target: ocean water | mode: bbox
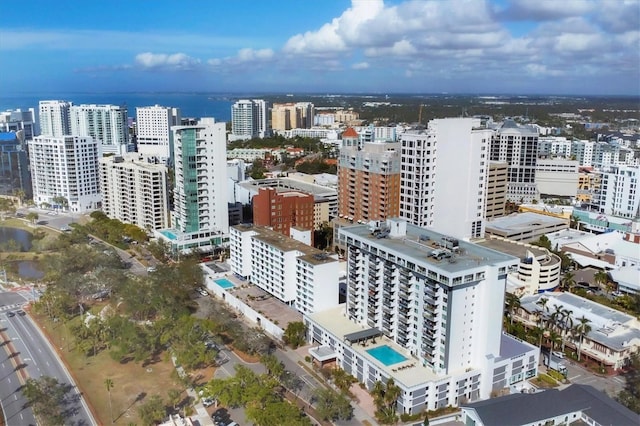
[0,93,234,122]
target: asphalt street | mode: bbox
[0,291,96,425]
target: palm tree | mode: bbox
[505,293,521,326]
[593,270,609,290]
[561,272,576,292]
[105,378,114,424]
[548,330,562,351]
[560,309,573,352]
[536,297,549,328]
[550,304,564,333]
[575,316,592,362]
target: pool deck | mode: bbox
[215,275,303,330]
[308,306,445,388]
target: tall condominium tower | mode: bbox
[29,135,101,212]
[338,127,401,223]
[0,109,39,141]
[99,154,170,231]
[305,219,538,413]
[400,118,492,239]
[271,102,314,131]
[230,99,268,140]
[596,165,640,219]
[136,105,181,160]
[172,118,229,236]
[39,100,72,137]
[490,120,539,203]
[485,161,509,219]
[70,104,129,155]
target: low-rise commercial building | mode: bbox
[462,384,638,426]
[515,292,640,370]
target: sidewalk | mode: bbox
[283,345,379,425]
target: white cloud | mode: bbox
[135,52,201,70]
[236,48,275,62]
[494,0,595,21]
[352,62,369,70]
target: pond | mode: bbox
[16,260,44,280]
[0,227,33,251]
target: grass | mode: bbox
[32,312,186,425]
[532,373,559,388]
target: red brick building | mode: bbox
[253,187,315,243]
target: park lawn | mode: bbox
[33,312,185,426]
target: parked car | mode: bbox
[202,397,215,407]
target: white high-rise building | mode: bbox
[136,105,181,160]
[596,165,640,219]
[305,218,538,413]
[490,120,539,203]
[39,100,72,137]
[161,118,229,253]
[70,104,129,155]
[400,118,492,239]
[29,136,101,212]
[229,224,340,315]
[99,154,170,231]
[571,140,595,167]
[230,99,268,140]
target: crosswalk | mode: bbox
[0,304,22,312]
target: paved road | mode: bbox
[0,291,96,425]
[0,326,36,426]
[562,360,626,396]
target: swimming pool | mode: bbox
[366,345,407,366]
[215,278,235,289]
[159,229,177,240]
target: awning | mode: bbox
[344,328,383,343]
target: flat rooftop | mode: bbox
[308,306,445,388]
[232,224,336,266]
[341,221,518,274]
[477,237,547,260]
[486,212,568,233]
[238,177,337,199]
[223,277,303,328]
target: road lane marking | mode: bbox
[568,375,581,380]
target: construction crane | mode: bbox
[418,104,424,125]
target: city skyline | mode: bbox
[2,0,638,96]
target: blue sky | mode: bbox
[1,0,638,95]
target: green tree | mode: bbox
[0,198,16,220]
[283,321,307,349]
[371,379,401,424]
[505,293,521,326]
[531,235,552,251]
[137,394,166,426]
[105,378,114,424]
[26,211,39,225]
[617,353,640,413]
[593,270,610,291]
[22,376,70,426]
[313,388,354,421]
[575,316,592,361]
[167,388,182,411]
[561,272,576,292]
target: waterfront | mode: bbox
[0,92,236,121]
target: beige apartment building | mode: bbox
[485,161,508,219]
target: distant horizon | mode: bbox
[2,91,639,99]
[2,1,638,96]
